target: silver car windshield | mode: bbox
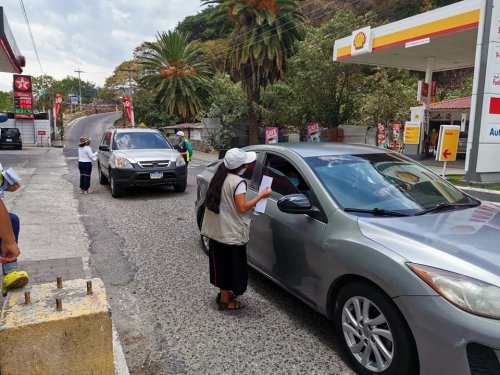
[307,153,473,215]
[113,132,172,150]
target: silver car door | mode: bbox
[247,153,327,305]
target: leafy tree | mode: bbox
[140,30,213,121]
[358,68,417,125]
[260,82,301,127]
[281,11,376,128]
[176,6,232,42]
[203,0,305,144]
[198,73,247,148]
[199,39,230,74]
[0,91,13,112]
[104,60,142,92]
[59,76,98,104]
[32,75,62,112]
[132,88,177,128]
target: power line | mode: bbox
[18,0,44,75]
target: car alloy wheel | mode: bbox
[335,282,418,375]
[342,296,394,372]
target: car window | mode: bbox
[102,132,111,148]
[1,129,20,137]
[306,153,472,215]
[112,132,172,150]
[262,154,309,197]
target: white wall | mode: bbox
[1,118,51,145]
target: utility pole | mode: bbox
[120,68,137,128]
[74,68,84,111]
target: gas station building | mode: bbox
[333,0,500,183]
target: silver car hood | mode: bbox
[113,149,179,163]
[357,202,500,287]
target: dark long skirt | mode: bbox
[78,162,92,191]
[208,239,248,296]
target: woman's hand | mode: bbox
[259,187,272,199]
[0,241,20,263]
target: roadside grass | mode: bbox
[446,175,500,191]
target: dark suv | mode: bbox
[0,128,22,150]
[97,128,187,198]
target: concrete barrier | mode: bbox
[0,278,114,375]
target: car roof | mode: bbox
[111,128,160,133]
[247,142,390,158]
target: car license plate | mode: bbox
[150,172,163,179]
[6,139,12,142]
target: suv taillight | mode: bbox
[18,135,22,141]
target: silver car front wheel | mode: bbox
[334,282,418,375]
[342,296,394,372]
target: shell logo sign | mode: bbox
[351,26,372,56]
[353,32,367,50]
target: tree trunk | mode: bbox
[246,87,260,145]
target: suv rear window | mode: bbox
[1,128,21,137]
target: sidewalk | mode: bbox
[1,147,128,374]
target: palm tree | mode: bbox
[203,0,304,144]
[140,30,212,121]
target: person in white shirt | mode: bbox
[78,136,98,194]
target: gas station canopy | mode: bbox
[333,0,480,72]
[0,7,25,74]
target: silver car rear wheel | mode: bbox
[342,296,394,372]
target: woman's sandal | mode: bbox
[215,291,237,304]
[218,300,245,311]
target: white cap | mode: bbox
[224,148,257,170]
[176,131,184,137]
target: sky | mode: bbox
[0,0,206,91]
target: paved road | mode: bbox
[64,114,354,374]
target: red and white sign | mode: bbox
[37,130,46,136]
[54,93,63,119]
[122,96,132,124]
[14,76,31,91]
[13,74,34,119]
[489,97,500,114]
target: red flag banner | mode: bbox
[122,96,132,124]
[54,93,63,119]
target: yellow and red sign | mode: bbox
[436,125,461,162]
[404,122,421,145]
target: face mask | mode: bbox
[239,167,247,176]
[290,177,299,187]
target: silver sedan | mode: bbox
[195,143,500,375]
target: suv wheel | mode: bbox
[334,282,418,375]
[110,172,124,198]
[174,181,187,193]
[98,163,108,185]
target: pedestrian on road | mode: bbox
[0,164,29,296]
[201,148,272,310]
[175,131,192,168]
[78,136,98,194]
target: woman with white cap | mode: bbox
[78,135,98,194]
[201,148,272,310]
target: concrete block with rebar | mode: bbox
[0,278,114,374]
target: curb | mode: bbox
[459,186,500,196]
